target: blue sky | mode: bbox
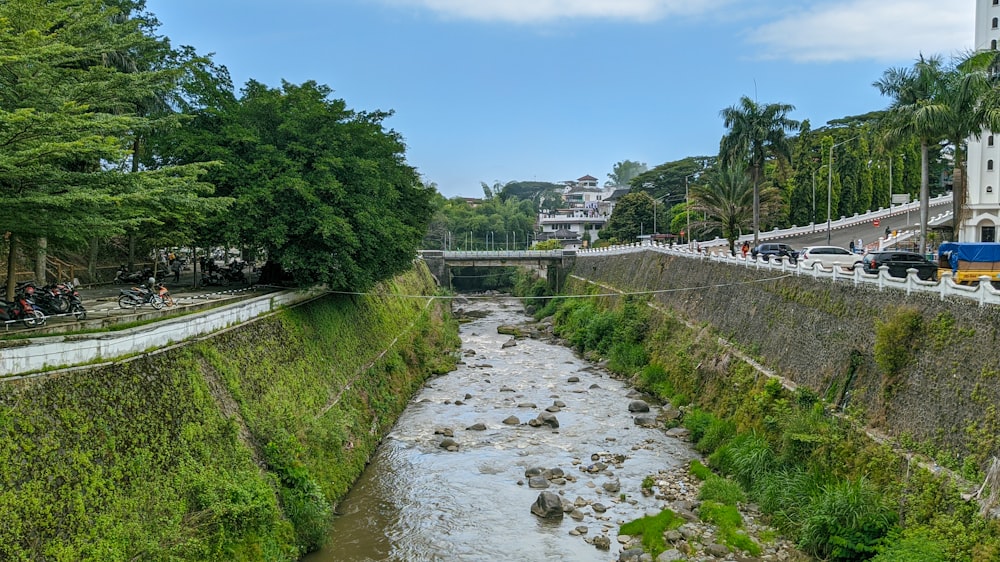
[145,0,976,198]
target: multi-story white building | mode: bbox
[964,0,1000,242]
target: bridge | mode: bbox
[418,250,575,289]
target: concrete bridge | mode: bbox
[418,250,575,289]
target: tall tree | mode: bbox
[606,160,648,186]
[172,79,432,290]
[599,192,654,243]
[874,55,948,253]
[0,0,214,297]
[690,166,779,254]
[719,96,800,247]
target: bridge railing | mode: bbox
[576,239,1000,307]
[438,250,566,259]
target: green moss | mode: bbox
[619,509,684,556]
[0,265,458,561]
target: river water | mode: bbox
[304,297,697,562]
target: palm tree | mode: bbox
[874,55,948,252]
[690,167,780,254]
[719,96,800,248]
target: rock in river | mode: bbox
[530,491,564,519]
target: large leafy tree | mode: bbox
[719,96,800,247]
[0,0,215,296]
[599,192,654,243]
[174,79,432,290]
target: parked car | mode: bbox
[751,243,798,262]
[861,251,937,280]
[798,246,863,270]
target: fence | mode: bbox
[577,240,1000,308]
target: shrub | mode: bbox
[682,408,716,444]
[698,475,746,506]
[710,432,774,489]
[799,477,897,561]
[871,533,949,562]
[874,307,923,381]
[689,459,712,481]
[697,417,737,455]
[752,468,825,535]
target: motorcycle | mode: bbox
[20,281,70,316]
[54,281,87,320]
[119,284,164,310]
[0,284,46,327]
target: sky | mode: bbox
[144,0,977,198]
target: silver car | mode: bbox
[798,246,863,270]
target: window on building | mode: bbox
[990,135,996,146]
[983,226,997,243]
[993,39,999,50]
[990,160,995,171]
[994,17,999,28]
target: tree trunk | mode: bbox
[952,142,966,242]
[5,235,16,301]
[127,232,136,272]
[752,164,760,247]
[919,140,930,255]
[87,236,99,281]
[35,237,47,285]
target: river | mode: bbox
[304,297,698,561]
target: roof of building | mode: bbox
[578,175,598,182]
[605,188,630,201]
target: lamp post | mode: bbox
[684,172,699,248]
[827,137,859,244]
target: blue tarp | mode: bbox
[937,242,1000,272]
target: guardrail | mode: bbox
[577,239,1000,308]
[695,193,952,248]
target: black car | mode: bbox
[861,251,937,281]
[751,242,798,262]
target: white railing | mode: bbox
[576,238,1000,307]
[694,194,952,248]
[441,250,565,259]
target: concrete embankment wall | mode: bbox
[0,264,458,560]
[574,250,1000,461]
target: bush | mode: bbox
[698,474,746,506]
[700,500,761,556]
[874,307,923,381]
[799,477,897,561]
[710,432,774,488]
[871,533,949,562]
[752,468,824,535]
[689,460,713,481]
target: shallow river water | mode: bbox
[304,298,697,561]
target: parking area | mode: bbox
[2,282,281,336]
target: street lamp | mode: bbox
[827,137,859,244]
[684,172,699,248]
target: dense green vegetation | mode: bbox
[541,277,1000,561]
[0,0,431,293]
[0,266,458,560]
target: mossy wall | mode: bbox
[0,264,459,561]
[574,252,1000,464]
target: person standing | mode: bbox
[171,259,181,283]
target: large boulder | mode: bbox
[537,411,560,428]
[628,400,650,413]
[530,491,564,518]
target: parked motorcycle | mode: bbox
[56,281,87,320]
[118,284,165,310]
[114,266,164,285]
[0,283,45,327]
[20,281,70,316]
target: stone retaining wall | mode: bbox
[575,251,1000,460]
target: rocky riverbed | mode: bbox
[306,296,809,562]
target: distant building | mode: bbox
[536,178,622,246]
[964,0,1000,242]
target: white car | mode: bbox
[797,246,863,270]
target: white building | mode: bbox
[964,0,1000,242]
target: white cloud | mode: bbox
[747,0,975,63]
[379,0,723,24]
